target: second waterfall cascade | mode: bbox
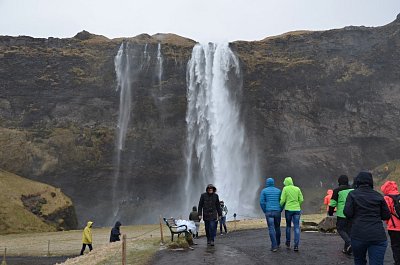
[185,43,260,218]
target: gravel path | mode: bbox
[151,228,394,265]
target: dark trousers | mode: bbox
[388,230,400,265]
[265,210,281,249]
[80,243,93,255]
[351,239,387,265]
[336,217,352,250]
[204,220,217,242]
[219,216,227,233]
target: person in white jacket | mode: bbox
[219,201,228,235]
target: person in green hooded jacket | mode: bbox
[280,176,304,252]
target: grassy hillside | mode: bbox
[0,169,77,234]
[373,159,400,187]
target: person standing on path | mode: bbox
[198,184,222,246]
[280,176,303,252]
[344,172,391,265]
[219,201,228,235]
[260,177,282,252]
[324,189,333,214]
[109,221,121,243]
[80,221,94,255]
[381,180,400,265]
[328,175,353,255]
[189,206,201,238]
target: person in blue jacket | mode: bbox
[260,177,282,251]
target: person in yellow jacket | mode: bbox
[80,221,94,255]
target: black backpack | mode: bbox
[386,194,400,228]
[387,194,400,219]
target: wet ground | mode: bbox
[151,229,394,265]
[3,256,72,265]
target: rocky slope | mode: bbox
[1,15,400,225]
[0,169,77,234]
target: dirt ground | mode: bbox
[151,228,395,265]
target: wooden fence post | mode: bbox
[159,215,164,244]
[47,240,50,256]
[122,234,126,265]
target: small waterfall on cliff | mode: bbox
[115,43,132,151]
[111,42,155,223]
[156,43,163,89]
[112,42,133,220]
[185,43,259,218]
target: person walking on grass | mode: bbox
[109,221,121,243]
[80,221,94,255]
[189,206,201,238]
[198,184,222,246]
[344,172,390,265]
[381,180,400,265]
[260,177,282,252]
[219,201,228,235]
[280,176,303,252]
[329,175,353,255]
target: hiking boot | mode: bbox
[285,242,290,249]
[271,248,278,252]
[207,240,211,245]
[294,246,299,252]
[210,241,215,246]
[220,233,223,236]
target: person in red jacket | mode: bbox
[324,189,333,214]
[381,180,400,265]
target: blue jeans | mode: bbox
[265,211,281,249]
[351,239,387,265]
[204,220,217,242]
[285,210,301,247]
[219,216,227,233]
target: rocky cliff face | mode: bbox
[1,16,400,225]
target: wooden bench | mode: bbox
[163,217,191,242]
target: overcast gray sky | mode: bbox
[0,0,399,42]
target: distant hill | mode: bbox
[0,169,77,234]
[373,160,400,188]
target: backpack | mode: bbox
[387,194,400,219]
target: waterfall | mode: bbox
[111,42,133,220]
[115,43,132,152]
[156,43,163,89]
[108,42,162,224]
[185,43,259,218]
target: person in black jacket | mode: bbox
[344,172,391,265]
[110,221,121,242]
[328,175,353,255]
[198,184,222,246]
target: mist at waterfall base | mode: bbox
[184,43,261,220]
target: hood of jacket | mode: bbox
[205,184,216,192]
[266,178,275,187]
[86,221,93,228]
[192,206,197,211]
[327,189,333,195]
[114,221,121,228]
[283,177,294,186]
[381,181,399,195]
[338,175,349,186]
[354,171,373,188]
